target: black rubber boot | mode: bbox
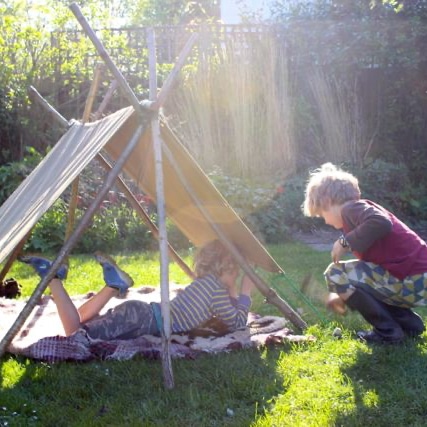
[383,305,425,337]
[345,289,405,344]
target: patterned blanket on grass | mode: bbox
[1,286,315,363]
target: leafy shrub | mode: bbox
[25,197,191,254]
[248,173,325,243]
[207,168,285,242]
[208,167,324,243]
[166,217,191,251]
[28,199,68,252]
[119,209,155,252]
[207,167,274,218]
[0,147,42,205]
[354,159,427,225]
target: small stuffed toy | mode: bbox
[0,278,22,299]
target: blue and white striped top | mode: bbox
[165,274,251,333]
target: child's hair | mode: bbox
[193,240,238,278]
[302,163,361,217]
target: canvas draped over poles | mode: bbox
[0,106,281,273]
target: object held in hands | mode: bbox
[326,293,347,315]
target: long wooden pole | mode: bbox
[29,86,69,127]
[96,154,195,280]
[69,2,198,388]
[0,124,146,357]
[0,231,31,283]
[65,63,104,243]
[148,33,198,111]
[148,28,174,390]
[70,3,141,112]
[92,80,118,121]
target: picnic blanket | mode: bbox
[1,286,315,363]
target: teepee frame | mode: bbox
[0,3,306,388]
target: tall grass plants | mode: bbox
[168,33,296,181]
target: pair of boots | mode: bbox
[345,288,425,344]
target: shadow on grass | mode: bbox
[0,344,290,426]
[335,336,427,426]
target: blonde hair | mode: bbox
[302,163,361,217]
[193,240,238,278]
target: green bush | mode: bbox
[208,167,326,243]
[207,167,274,218]
[354,159,427,225]
[28,199,68,252]
[0,147,42,205]
[253,161,427,242]
[248,173,325,243]
[165,217,191,251]
[25,199,191,254]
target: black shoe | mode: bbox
[346,289,405,343]
[383,305,425,337]
[356,330,404,344]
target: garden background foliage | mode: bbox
[0,0,426,252]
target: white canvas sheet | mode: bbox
[0,107,134,264]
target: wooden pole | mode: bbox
[29,86,69,127]
[0,231,31,283]
[96,154,195,280]
[70,3,141,112]
[70,2,197,116]
[0,124,146,357]
[149,32,198,111]
[69,2,198,389]
[148,28,174,390]
[92,80,119,121]
[65,63,104,243]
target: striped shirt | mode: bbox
[162,274,251,333]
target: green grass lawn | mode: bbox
[1,243,427,426]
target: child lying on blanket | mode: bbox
[18,240,255,340]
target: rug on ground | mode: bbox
[1,286,315,363]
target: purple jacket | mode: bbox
[342,200,427,280]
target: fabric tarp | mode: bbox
[0,107,134,265]
[0,106,281,272]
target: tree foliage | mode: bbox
[0,0,219,165]
[1,0,427,174]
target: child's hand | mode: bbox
[331,239,349,263]
[326,292,347,315]
[240,274,255,296]
[227,282,238,298]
